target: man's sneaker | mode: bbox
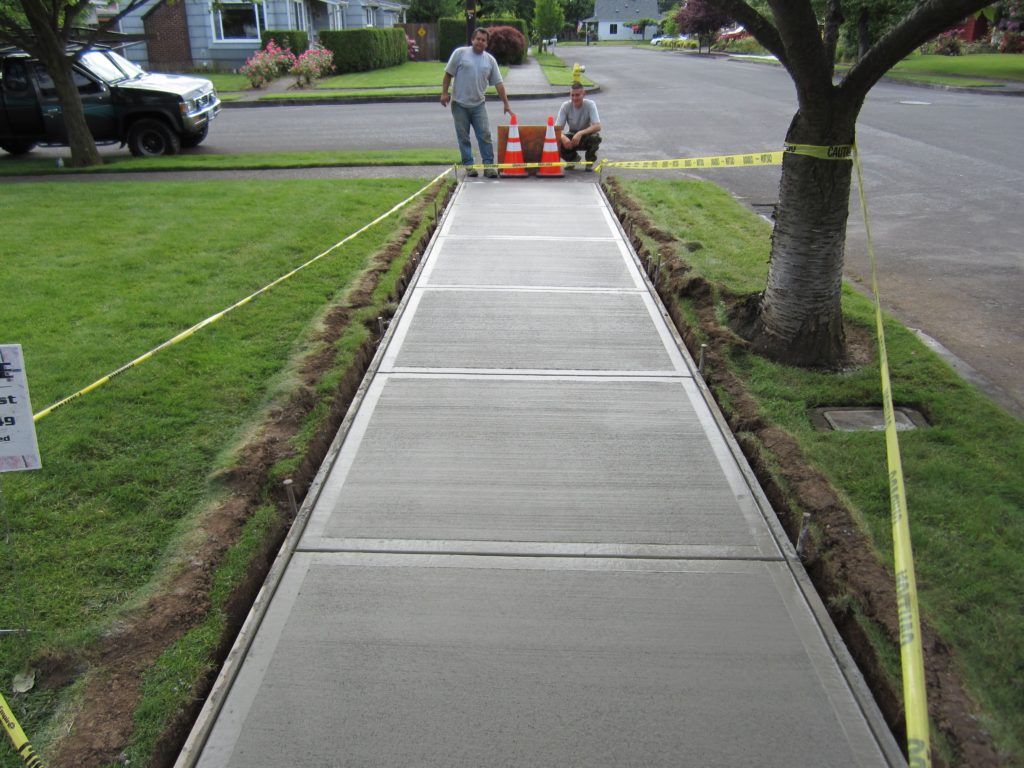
[466,168,479,177]
[484,168,499,179]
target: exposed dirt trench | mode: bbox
[603,176,1003,768]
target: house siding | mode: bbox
[593,0,659,40]
[119,0,406,70]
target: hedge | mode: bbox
[319,28,406,74]
[261,29,309,54]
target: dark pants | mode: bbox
[559,131,602,163]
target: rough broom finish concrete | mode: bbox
[180,179,906,768]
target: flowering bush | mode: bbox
[921,31,962,55]
[1000,30,1024,52]
[240,39,297,88]
[407,36,420,61]
[290,45,335,87]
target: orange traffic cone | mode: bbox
[501,114,527,177]
[538,115,563,177]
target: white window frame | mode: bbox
[364,4,376,27]
[212,2,267,41]
[321,0,348,29]
[287,0,309,31]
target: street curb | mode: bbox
[220,86,599,109]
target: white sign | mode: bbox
[0,345,41,472]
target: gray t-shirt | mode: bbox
[445,46,503,106]
[556,99,600,133]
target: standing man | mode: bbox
[440,28,513,179]
[556,82,601,170]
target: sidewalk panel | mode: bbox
[385,289,685,374]
[421,238,638,289]
[195,552,894,768]
[298,375,779,558]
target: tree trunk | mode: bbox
[21,2,104,167]
[741,104,858,367]
[49,60,104,167]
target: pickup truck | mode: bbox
[0,45,221,157]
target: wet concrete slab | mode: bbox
[195,553,895,768]
[298,375,779,559]
[180,181,903,768]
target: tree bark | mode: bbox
[743,104,858,367]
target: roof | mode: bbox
[592,0,659,22]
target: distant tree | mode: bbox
[408,0,462,22]
[837,0,918,60]
[563,0,595,28]
[675,0,734,51]
[0,0,152,167]
[534,0,566,43]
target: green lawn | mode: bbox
[317,61,507,89]
[893,52,1024,82]
[0,149,458,176]
[619,178,1024,763]
[0,177,439,767]
[535,51,595,86]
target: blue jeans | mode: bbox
[451,101,494,166]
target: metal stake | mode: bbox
[1,480,30,641]
[796,512,812,559]
[283,479,298,517]
[698,343,708,374]
[377,316,386,338]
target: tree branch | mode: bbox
[841,0,991,100]
[822,0,844,76]
[766,0,833,105]
[707,0,787,67]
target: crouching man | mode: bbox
[556,82,601,170]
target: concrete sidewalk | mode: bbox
[177,178,905,768]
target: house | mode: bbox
[584,0,659,42]
[116,0,407,71]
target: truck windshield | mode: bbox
[79,50,145,83]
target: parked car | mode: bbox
[0,44,220,157]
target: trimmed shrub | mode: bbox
[290,45,336,86]
[320,28,407,73]
[438,18,528,62]
[261,29,309,54]
[487,25,527,65]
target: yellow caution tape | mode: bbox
[595,151,784,171]
[462,145,855,175]
[853,149,931,767]
[33,168,454,423]
[0,692,45,767]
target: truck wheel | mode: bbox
[0,140,37,156]
[127,119,181,157]
[180,124,209,149]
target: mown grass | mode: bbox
[619,177,1024,762]
[197,72,252,92]
[0,149,457,176]
[535,51,595,86]
[0,176,438,767]
[893,52,1024,82]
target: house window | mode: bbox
[214,3,265,40]
[330,5,347,28]
[289,0,308,30]
[609,23,617,34]
[364,5,376,26]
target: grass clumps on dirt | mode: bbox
[606,176,1023,767]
